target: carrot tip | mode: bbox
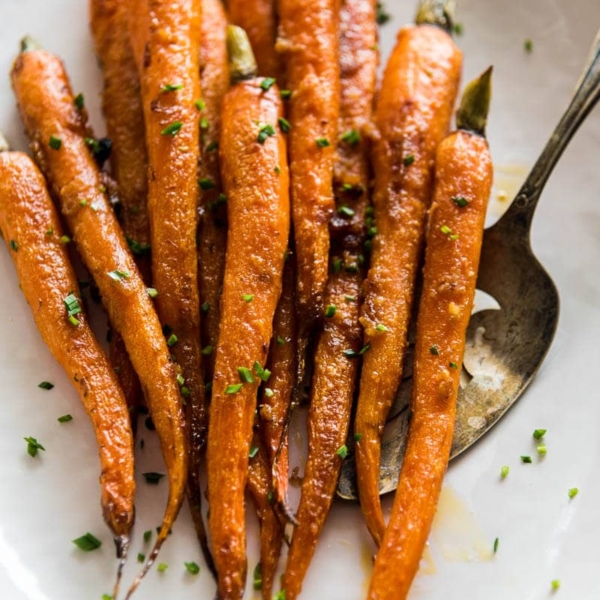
[456,66,493,136]
[415,0,456,33]
[20,36,41,53]
[226,25,258,84]
[0,133,9,153]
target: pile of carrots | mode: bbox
[0,0,494,598]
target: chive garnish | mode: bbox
[278,117,291,133]
[533,429,546,440]
[338,205,355,217]
[58,414,73,423]
[403,154,415,166]
[72,532,102,551]
[160,83,183,93]
[340,129,360,146]
[493,537,499,553]
[249,445,259,459]
[38,381,54,390]
[260,77,276,91]
[74,93,85,110]
[521,455,532,463]
[167,333,178,347]
[568,487,579,499]
[184,561,200,575]
[147,287,158,299]
[107,269,130,281]
[157,563,168,573]
[49,135,62,150]
[143,472,165,484]
[325,305,337,318]
[354,433,363,442]
[199,178,215,190]
[336,445,349,459]
[253,362,271,382]
[194,99,206,111]
[9,240,18,251]
[429,345,440,355]
[257,123,276,144]
[225,383,243,395]
[316,137,330,148]
[161,121,183,136]
[24,436,45,457]
[452,196,469,208]
[238,367,255,384]
[242,294,254,303]
[253,562,263,590]
[500,465,509,479]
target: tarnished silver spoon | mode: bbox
[338,28,600,499]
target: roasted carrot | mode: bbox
[247,434,285,600]
[90,0,151,416]
[207,26,290,600]
[197,0,229,380]
[277,0,341,379]
[10,43,187,594]
[354,0,462,545]
[127,2,207,587]
[280,1,377,597]
[229,0,281,78]
[258,257,297,510]
[0,144,135,596]
[367,68,493,600]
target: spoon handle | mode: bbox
[500,28,600,230]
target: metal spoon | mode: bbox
[338,28,600,500]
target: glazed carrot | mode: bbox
[90,0,151,415]
[247,435,285,600]
[207,26,290,600]
[354,0,462,546]
[229,0,281,78]
[258,257,296,509]
[277,0,340,369]
[367,68,493,600]
[0,145,135,596]
[197,0,229,380]
[10,43,187,594]
[127,2,207,588]
[280,1,377,597]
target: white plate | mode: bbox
[1,1,600,599]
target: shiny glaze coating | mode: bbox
[208,78,289,600]
[354,23,462,545]
[10,49,187,583]
[0,151,135,546]
[229,0,281,79]
[198,0,229,380]
[281,1,377,598]
[368,129,493,600]
[90,0,151,414]
[277,0,340,326]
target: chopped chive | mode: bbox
[332,258,343,274]
[449,361,459,369]
[206,140,219,152]
[344,295,356,302]
[107,269,130,281]
[58,414,73,423]
[249,445,259,459]
[176,373,185,387]
[280,89,292,99]
[274,165,281,174]
[260,77,276,91]
[201,301,210,314]
[376,2,391,25]
[72,532,102,551]
[568,487,579,499]
[64,293,82,318]
[99,184,107,193]
[194,99,206,111]
[143,472,164,484]
[278,117,291,133]
[325,305,337,318]
[180,386,191,398]
[201,345,213,356]
[184,561,200,575]
[336,445,349,459]
[102,595,112,600]
[257,123,276,144]
[137,553,145,563]
[74,93,85,110]
[167,333,178,347]
[376,324,388,332]
[200,117,209,130]
[359,343,371,355]
[453,22,464,36]
[157,563,168,573]
[264,388,274,398]
[253,362,271,382]
[225,383,243,395]
[524,39,533,53]
[68,315,80,327]
[521,455,532,464]
[59,235,71,244]
[533,428,546,440]
[500,465,510,479]
[551,579,560,591]
[49,135,62,150]
[452,196,469,208]
[493,537,499,553]
[46,228,54,236]
[143,530,152,544]
[199,178,215,190]
[79,199,88,207]
[354,433,363,442]
[161,121,183,136]
[403,154,415,166]
[316,137,330,148]
[537,444,547,456]
[160,83,183,93]
[367,226,377,237]
[338,205,355,217]
[253,562,263,590]
[340,129,360,146]
[24,436,45,457]
[38,381,54,390]
[242,294,254,303]
[429,345,440,355]
[9,239,18,251]
[238,367,255,384]
[147,287,159,299]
